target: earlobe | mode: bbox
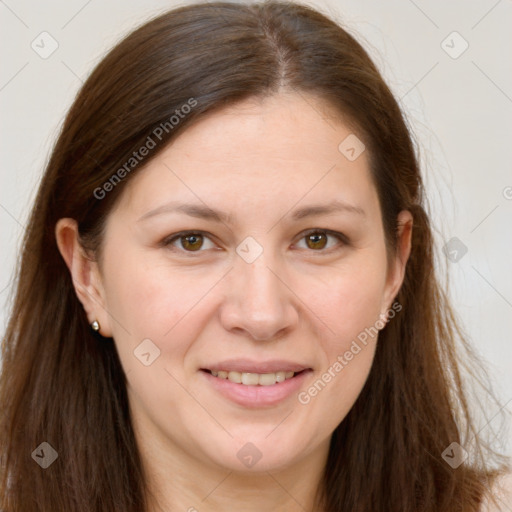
[55,218,113,337]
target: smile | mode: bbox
[200,369,312,408]
[207,369,299,386]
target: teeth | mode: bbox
[210,370,297,385]
[242,373,260,385]
[228,371,242,383]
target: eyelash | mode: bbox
[161,229,349,255]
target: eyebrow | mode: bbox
[137,199,366,224]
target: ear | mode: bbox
[380,209,413,317]
[55,218,113,337]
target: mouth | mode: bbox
[200,367,313,408]
[200,368,308,386]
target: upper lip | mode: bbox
[201,359,312,374]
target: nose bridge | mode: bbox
[241,245,279,301]
[238,239,283,311]
[221,236,298,340]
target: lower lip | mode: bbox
[200,369,312,408]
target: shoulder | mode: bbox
[480,472,512,512]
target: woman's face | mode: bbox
[70,93,411,473]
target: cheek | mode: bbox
[101,248,224,376]
[296,255,386,418]
[310,258,387,353]
[103,258,215,413]
[298,271,383,429]
[103,244,217,333]
[305,344,376,433]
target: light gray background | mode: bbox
[1,0,511,456]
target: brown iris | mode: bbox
[181,234,204,251]
[178,232,329,252]
[305,232,328,250]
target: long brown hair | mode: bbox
[1,1,509,510]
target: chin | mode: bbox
[197,431,307,474]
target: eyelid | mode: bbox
[161,228,349,254]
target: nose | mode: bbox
[219,247,299,341]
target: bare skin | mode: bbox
[56,92,412,512]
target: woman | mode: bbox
[1,1,510,510]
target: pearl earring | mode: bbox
[91,320,100,332]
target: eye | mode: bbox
[162,231,217,253]
[161,229,348,255]
[294,229,348,252]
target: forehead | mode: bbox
[115,93,380,223]
[162,93,362,168]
